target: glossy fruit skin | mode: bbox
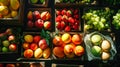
[74,45,84,56]
[24,49,33,58]
[9,44,17,51]
[44,21,51,30]
[43,47,51,59]
[53,36,63,46]
[41,11,51,21]
[34,48,43,59]
[33,11,41,20]
[23,42,29,49]
[30,43,38,51]
[2,47,8,52]
[35,19,44,28]
[72,34,82,45]
[24,35,33,43]
[39,39,48,50]
[65,26,71,32]
[8,35,15,41]
[53,47,65,58]
[33,35,41,43]
[61,33,71,44]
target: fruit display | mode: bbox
[0,0,20,19]
[28,0,48,7]
[84,32,117,61]
[0,28,21,53]
[82,7,114,31]
[22,30,51,59]
[55,8,81,32]
[52,33,84,59]
[55,0,97,5]
[26,8,52,31]
[101,0,120,5]
[112,9,120,30]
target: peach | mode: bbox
[53,47,65,58]
[24,49,33,58]
[53,36,63,46]
[61,33,71,44]
[74,45,84,56]
[72,34,82,45]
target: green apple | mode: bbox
[91,46,102,57]
[2,40,10,47]
[30,0,38,4]
[40,0,45,4]
[2,47,8,52]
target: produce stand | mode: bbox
[0,0,120,67]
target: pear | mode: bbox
[10,0,20,10]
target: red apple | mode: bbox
[66,10,72,17]
[61,9,66,15]
[9,44,17,51]
[6,64,15,67]
[33,11,41,20]
[30,43,38,51]
[60,21,65,30]
[62,15,68,22]
[35,19,44,28]
[44,21,51,30]
[56,21,61,30]
[56,10,61,15]
[65,26,71,32]
[68,17,75,24]
[27,20,34,28]
[39,39,48,50]
[8,35,15,41]
[23,42,30,49]
[41,11,51,21]
[33,35,41,43]
[56,15,62,22]
[24,49,33,58]
[27,11,33,20]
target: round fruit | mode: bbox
[8,35,15,41]
[22,42,29,49]
[39,39,48,50]
[2,47,8,52]
[9,44,17,51]
[61,33,71,44]
[6,64,15,67]
[34,48,43,59]
[101,40,111,52]
[24,49,33,58]
[33,35,41,43]
[30,43,38,51]
[91,46,102,57]
[43,47,51,59]
[64,44,75,56]
[91,34,102,45]
[66,52,75,58]
[2,40,10,47]
[101,52,110,60]
[74,45,84,56]
[53,47,65,58]
[72,34,82,45]
[53,36,63,46]
[11,10,18,18]
[24,35,33,43]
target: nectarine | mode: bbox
[53,47,65,58]
[72,34,82,45]
[24,49,33,58]
[61,33,71,44]
[53,36,63,46]
[74,45,84,56]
